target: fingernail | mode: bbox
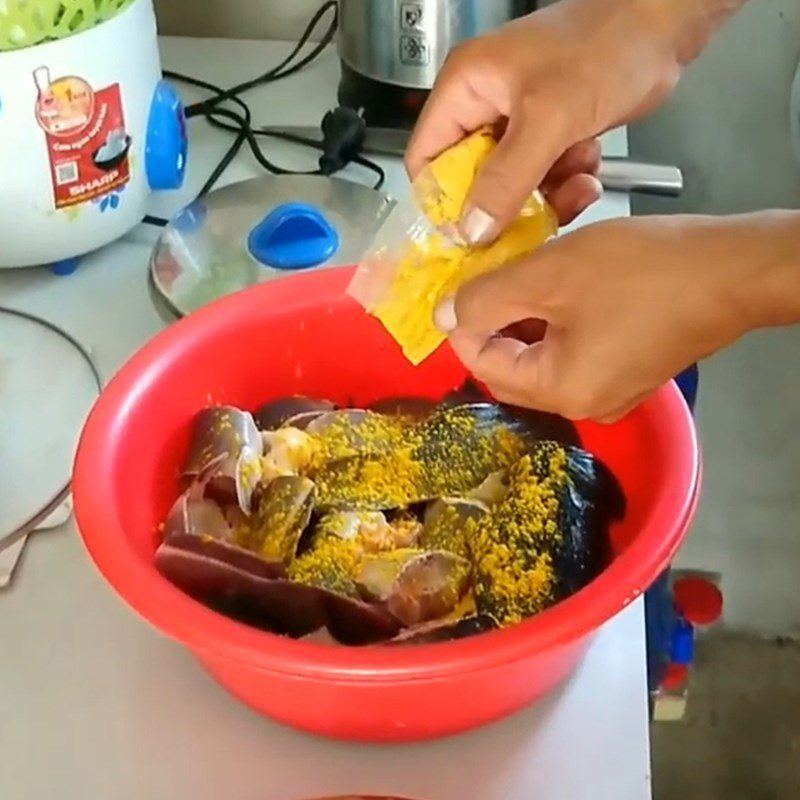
[460,206,498,246]
[434,296,458,333]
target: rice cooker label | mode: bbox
[33,66,131,210]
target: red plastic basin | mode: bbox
[73,266,700,742]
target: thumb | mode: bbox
[460,103,568,245]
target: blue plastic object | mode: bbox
[146,80,188,192]
[644,365,700,702]
[670,618,695,665]
[51,256,81,276]
[675,364,699,410]
[645,570,676,693]
[247,202,339,270]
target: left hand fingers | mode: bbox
[541,139,603,224]
[542,139,601,188]
[546,172,603,225]
[447,329,561,415]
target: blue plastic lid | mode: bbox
[670,618,695,665]
[247,202,340,271]
[146,80,188,192]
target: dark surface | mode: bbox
[653,631,800,799]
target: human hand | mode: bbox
[406,0,739,242]
[434,214,789,422]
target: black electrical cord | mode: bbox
[183,0,339,115]
[143,1,385,231]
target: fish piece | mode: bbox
[158,462,285,580]
[299,627,340,646]
[444,381,581,447]
[358,549,471,626]
[288,533,406,644]
[261,427,318,480]
[255,396,335,431]
[323,593,401,646]
[163,478,234,544]
[421,498,488,560]
[501,403,581,448]
[182,407,263,509]
[529,444,625,594]
[470,442,623,626]
[156,551,318,635]
[156,550,398,643]
[313,451,428,511]
[291,533,467,634]
[357,548,421,601]
[387,550,471,626]
[313,402,541,511]
[306,409,413,463]
[384,511,424,550]
[389,614,498,645]
[468,471,509,507]
[289,535,363,598]
[413,404,533,496]
[315,510,421,553]
[160,477,398,645]
[183,406,262,477]
[234,444,262,513]
[310,409,429,510]
[248,476,316,567]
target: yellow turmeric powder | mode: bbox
[414,127,496,226]
[420,499,485,560]
[314,449,427,510]
[368,128,559,365]
[246,476,314,564]
[288,535,362,596]
[309,411,412,466]
[471,446,569,625]
[311,405,529,510]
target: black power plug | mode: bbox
[318,106,367,175]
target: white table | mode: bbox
[0,39,649,800]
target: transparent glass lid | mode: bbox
[0,309,100,549]
[149,175,395,317]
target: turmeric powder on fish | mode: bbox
[471,446,569,625]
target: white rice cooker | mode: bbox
[0,0,187,272]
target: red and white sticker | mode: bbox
[33,66,131,210]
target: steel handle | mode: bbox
[598,157,684,197]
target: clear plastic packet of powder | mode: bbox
[347,128,559,365]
